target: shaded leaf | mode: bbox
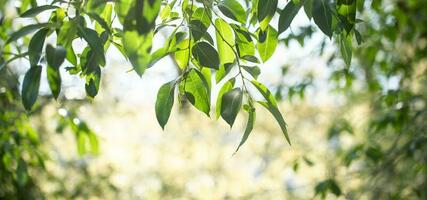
[155,81,175,129]
[22,66,42,110]
[221,88,243,127]
[28,28,49,66]
[192,41,220,69]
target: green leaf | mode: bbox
[28,28,49,66]
[155,81,175,129]
[22,66,42,110]
[257,25,278,62]
[251,80,290,145]
[339,33,352,66]
[278,0,304,34]
[87,12,111,34]
[221,88,243,127]
[217,0,247,24]
[46,44,66,69]
[57,20,77,48]
[257,0,277,30]
[337,0,356,32]
[6,23,54,44]
[181,69,210,116]
[215,18,235,71]
[78,27,106,66]
[122,30,153,76]
[304,0,313,19]
[47,65,61,99]
[312,0,333,37]
[242,65,260,79]
[20,5,59,18]
[192,41,220,69]
[16,159,28,186]
[175,39,190,69]
[235,104,255,153]
[85,66,101,98]
[231,25,255,58]
[216,79,235,118]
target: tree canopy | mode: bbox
[1,0,426,199]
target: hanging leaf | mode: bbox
[257,25,278,62]
[278,0,304,34]
[235,104,255,153]
[175,39,190,69]
[28,28,49,66]
[221,88,243,127]
[192,41,220,69]
[6,23,54,44]
[251,80,290,145]
[217,0,247,24]
[216,79,235,118]
[122,30,153,76]
[215,18,235,82]
[47,65,61,99]
[78,27,106,66]
[85,66,101,98]
[22,66,42,111]
[304,0,313,20]
[257,0,277,30]
[312,0,333,38]
[339,33,352,66]
[46,44,66,69]
[337,0,356,33]
[20,5,59,17]
[180,69,210,116]
[231,25,255,59]
[155,81,175,129]
[57,20,77,48]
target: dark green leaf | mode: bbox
[20,5,59,17]
[339,33,352,66]
[312,0,333,37]
[221,88,243,127]
[242,65,260,79]
[278,0,304,34]
[57,20,77,48]
[337,0,356,32]
[28,28,49,66]
[192,41,220,69]
[257,0,277,30]
[155,81,175,129]
[6,23,54,44]
[78,27,106,66]
[22,66,42,110]
[46,44,66,69]
[216,79,235,118]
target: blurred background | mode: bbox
[1,0,426,199]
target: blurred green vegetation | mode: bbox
[1,0,426,199]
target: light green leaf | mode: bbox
[28,28,49,66]
[339,33,352,66]
[215,18,235,72]
[278,0,304,34]
[221,88,243,127]
[22,65,42,111]
[192,41,220,69]
[218,0,247,24]
[57,20,77,48]
[181,69,210,116]
[155,81,175,129]
[47,65,61,99]
[337,0,356,32]
[122,30,153,76]
[235,104,255,153]
[175,39,190,69]
[231,25,255,58]
[312,0,332,37]
[20,5,59,18]
[257,25,278,62]
[251,80,290,144]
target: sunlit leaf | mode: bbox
[218,0,247,24]
[235,104,255,153]
[180,68,210,116]
[257,25,278,62]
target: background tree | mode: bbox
[0,0,426,199]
